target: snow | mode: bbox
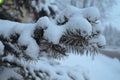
[58,53,120,80]
[37,16,65,44]
[0,20,35,35]
[36,16,50,29]
[0,20,18,38]
[57,0,120,31]
[0,68,23,80]
[2,50,120,80]
[89,34,106,48]
[0,19,40,59]
[44,4,51,16]
[44,24,65,44]
[18,27,39,59]
[65,15,92,37]
[96,35,106,47]
[56,6,100,27]
[56,5,81,24]
[92,21,104,35]
[82,7,100,24]
[2,54,89,80]
[40,11,92,44]
[56,6,102,38]
[0,41,4,56]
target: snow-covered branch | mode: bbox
[0,5,106,80]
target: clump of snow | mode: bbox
[96,34,106,47]
[17,26,40,59]
[0,20,35,36]
[65,15,92,37]
[44,25,65,44]
[36,16,50,29]
[56,6,100,26]
[92,21,104,35]
[0,20,19,38]
[89,34,106,48]
[38,17,65,44]
[18,32,39,59]
[0,41,4,56]
[0,19,40,59]
[82,7,100,24]
[56,5,81,24]
[13,23,35,34]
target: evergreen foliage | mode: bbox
[0,0,106,80]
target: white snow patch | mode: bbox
[2,54,89,80]
[65,15,92,37]
[44,25,65,44]
[36,16,51,29]
[58,53,120,80]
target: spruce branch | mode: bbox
[33,27,67,59]
[33,27,44,45]
[0,35,9,42]
[0,32,19,43]
[60,29,89,54]
[57,15,69,25]
[3,42,32,60]
[9,32,20,43]
[39,39,67,59]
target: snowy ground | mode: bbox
[57,52,120,80]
